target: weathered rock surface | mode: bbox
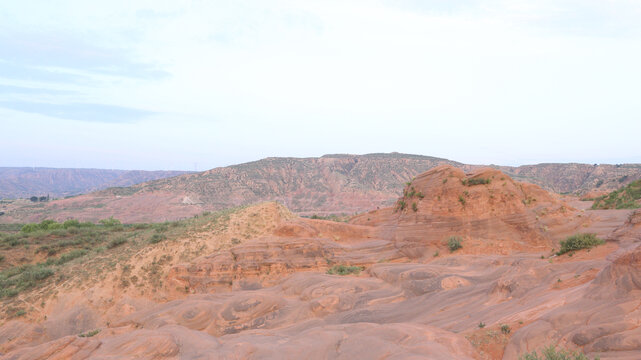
[2,166,641,359]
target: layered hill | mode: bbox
[1,167,639,359]
[0,167,190,199]
[2,153,640,223]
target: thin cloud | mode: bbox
[0,101,154,123]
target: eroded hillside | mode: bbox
[3,154,640,224]
[1,166,640,359]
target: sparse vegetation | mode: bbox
[0,264,54,299]
[99,217,122,227]
[501,324,511,334]
[412,202,418,212]
[48,249,88,266]
[478,322,485,328]
[591,179,641,209]
[447,236,463,252]
[327,265,364,276]
[458,195,466,206]
[556,233,604,256]
[308,214,349,222]
[149,234,166,244]
[79,329,101,338]
[519,345,600,360]
[462,178,491,186]
[107,237,127,249]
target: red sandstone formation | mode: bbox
[1,166,640,359]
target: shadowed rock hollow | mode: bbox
[1,166,640,360]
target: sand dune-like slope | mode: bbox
[1,166,640,359]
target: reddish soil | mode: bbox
[1,166,640,359]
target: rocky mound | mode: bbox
[352,165,583,257]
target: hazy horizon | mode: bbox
[2,1,641,170]
[2,151,641,173]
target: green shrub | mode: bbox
[0,265,55,297]
[501,324,511,334]
[132,223,150,230]
[412,202,418,212]
[149,234,166,244]
[99,217,121,227]
[21,219,65,233]
[154,224,169,233]
[462,178,491,186]
[107,237,127,249]
[109,224,124,232]
[478,322,485,328]
[327,265,364,276]
[62,219,80,229]
[79,329,100,338]
[557,233,604,255]
[447,236,463,252]
[519,345,599,360]
[458,195,466,206]
[20,223,41,233]
[50,229,68,237]
[53,249,88,265]
[0,255,4,263]
[397,200,407,211]
[0,288,19,298]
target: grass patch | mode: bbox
[556,233,604,256]
[48,249,88,266]
[149,234,166,244]
[0,264,55,298]
[519,345,600,360]
[327,265,364,276]
[107,237,127,249]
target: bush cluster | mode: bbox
[326,265,364,276]
[21,219,93,233]
[557,233,604,256]
[462,178,491,186]
[447,236,463,252]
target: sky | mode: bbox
[1,0,640,171]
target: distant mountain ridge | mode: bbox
[0,167,191,199]
[1,153,640,223]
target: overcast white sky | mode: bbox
[1,0,640,170]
